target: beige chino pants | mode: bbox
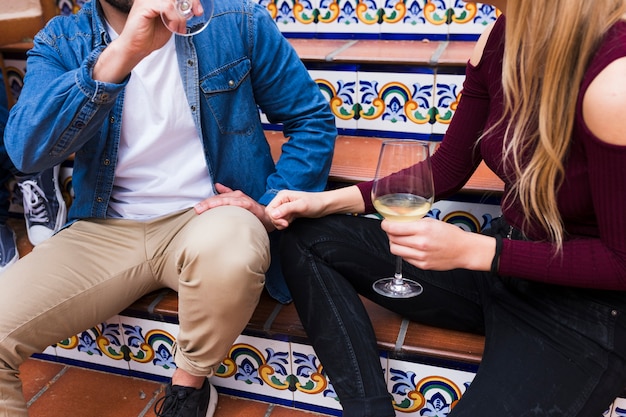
[0,206,270,416]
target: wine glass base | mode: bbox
[372,277,423,298]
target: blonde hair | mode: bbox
[500,0,626,249]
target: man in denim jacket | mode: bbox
[1,0,336,415]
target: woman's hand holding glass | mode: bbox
[382,216,497,273]
[370,139,434,298]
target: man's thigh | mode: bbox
[0,218,160,356]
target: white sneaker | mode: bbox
[17,165,67,246]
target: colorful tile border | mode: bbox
[37,316,625,416]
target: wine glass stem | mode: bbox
[393,256,404,285]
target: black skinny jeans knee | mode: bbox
[280,214,626,417]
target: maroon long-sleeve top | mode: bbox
[358,16,626,290]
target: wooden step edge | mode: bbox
[265,130,504,194]
[1,38,476,67]
[127,288,485,368]
[287,38,475,67]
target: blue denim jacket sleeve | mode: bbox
[5,34,125,174]
[244,3,337,205]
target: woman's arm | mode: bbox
[266,185,365,230]
[497,56,626,290]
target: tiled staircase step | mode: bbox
[21,357,333,417]
[124,287,486,366]
[265,130,504,192]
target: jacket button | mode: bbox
[96,197,104,203]
[228,80,235,88]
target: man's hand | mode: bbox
[94,0,179,83]
[194,183,275,232]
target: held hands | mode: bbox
[266,187,496,272]
[382,217,496,272]
[265,190,331,230]
[194,183,276,232]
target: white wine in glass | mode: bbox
[161,0,214,36]
[371,139,434,298]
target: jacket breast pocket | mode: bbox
[200,58,258,135]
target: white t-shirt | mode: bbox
[105,29,215,219]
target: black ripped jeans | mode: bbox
[280,214,626,417]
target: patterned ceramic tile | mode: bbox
[289,342,342,414]
[432,72,464,135]
[611,397,626,417]
[1,55,26,105]
[54,0,499,40]
[310,68,359,131]
[380,0,449,39]
[386,357,475,416]
[447,1,500,40]
[54,315,131,372]
[212,334,295,405]
[356,69,435,137]
[259,0,320,36]
[316,0,381,37]
[118,315,179,379]
[430,200,501,233]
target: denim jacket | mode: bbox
[6,0,337,302]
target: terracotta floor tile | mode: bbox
[27,363,163,417]
[19,358,65,403]
[19,359,336,417]
[213,395,271,417]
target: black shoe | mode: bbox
[154,378,218,417]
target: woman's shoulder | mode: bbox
[582,20,626,147]
[583,56,626,147]
[469,15,505,67]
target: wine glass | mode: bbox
[161,0,214,36]
[371,139,434,298]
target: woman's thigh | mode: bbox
[452,280,626,417]
[282,214,487,334]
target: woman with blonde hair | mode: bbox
[266,0,626,415]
